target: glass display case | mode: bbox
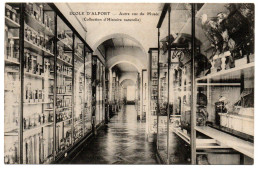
[4,3,94,164]
[101,65,105,122]
[22,3,55,164]
[167,3,193,164]
[95,59,101,125]
[157,8,169,163]
[194,3,254,165]
[55,15,73,158]
[73,35,84,143]
[155,3,254,165]
[4,3,21,164]
[148,48,159,136]
[84,51,92,134]
[95,59,105,126]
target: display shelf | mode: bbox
[23,122,53,133]
[24,101,50,105]
[74,52,84,62]
[56,118,73,124]
[195,126,254,158]
[57,38,72,51]
[5,16,20,28]
[56,93,72,96]
[172,128,190,144]
[5,68,19,73]
[24,12,54,37]
[45,108,54,111]
[4,129,19,136]
[24,39,54,57]
[197,83,241,86]
[57,72,72,78]
[24,72,44,79]
[57,56,73,67]
[57,106,72,110]
[172,127,231,149]
[5,58,20,65]
[196,62,254,81]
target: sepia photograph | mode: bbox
[2,1,256,166]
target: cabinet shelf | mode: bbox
[24,101,50,105]
[25,13,54,37]
[57,73,72,78]
[57,56,73,67]
[4,129,19,136]
[5,58,20,65]
[23,122,53,134]
[74,52,84,62]
[172,127,231,149]
[197,83,241,86]
[196,62,254,81]
[56,106,72,110]
[5,16,20,28]
[56,93,72,96]
[24,39,54,57]
[56,118,72,124]
[195,126,254,159]
[57,38,72,51]
[24,72,44,79]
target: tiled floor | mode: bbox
[68,105,158,164]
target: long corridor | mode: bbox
[69,105,157,164]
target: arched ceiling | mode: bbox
[114,63,138,72]
[119,72,137,84]
[120,79,136,88]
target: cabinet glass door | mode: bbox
[157,10,169,162]
[168,3,192,164]
[55,15,73,156]
[4,3,21,164]
[95,60,101,125]
[84,51,92,134]
[148,49,159,135]
[73,35,84,143]
[22,3,55,164]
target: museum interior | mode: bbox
[4,3,254,165]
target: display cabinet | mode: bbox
[141,69,148,121]
[91,55,105,128]
[194,3,254,164]
[155,3,254,165]
[135,73,141,119]
[4,3,94,164]
[22,3,55,164]
[84,51,92,134]
[156,6,170,163]
[148,48,159,135]
[73,35,84,143]
[95,59,101,125]
[4,3,21,164]
[55,14,73,159]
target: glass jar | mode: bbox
[11,9,16,22]
[36,33,40,46]
[31,31,36,44]
[44,35,49,49]
[39,32,44,47]
[6,9,11,18]
[44,13,48,27]
[13,43,19,62]
[8,38,14,59]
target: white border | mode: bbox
[0,0,259,170]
